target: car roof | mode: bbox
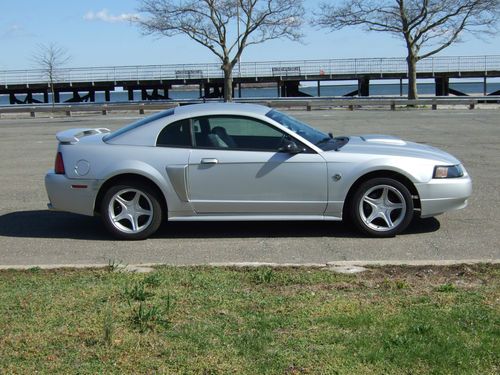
[173,102,271,117]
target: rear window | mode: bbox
[157,119,192,147]
[103,108,175,142]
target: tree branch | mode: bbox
[137,0,305,101]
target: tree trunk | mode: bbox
[223,64,233,102]
[49,73,56,109]
[406,55,418,100]
[50,84,55,109]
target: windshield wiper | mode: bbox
[315,137,332,146]
[316,136,350,151]
[332,136,349,151]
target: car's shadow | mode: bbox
[0,210,440,240]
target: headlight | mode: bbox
[433,164,464,179]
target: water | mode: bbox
[1,82,499,105]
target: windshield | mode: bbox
[266,109,329,146]
[266,109,349,151]
[103,108,175,142]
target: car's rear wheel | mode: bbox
[349,178,414,237]
[101,183,163,240]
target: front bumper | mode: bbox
[45,170,100,216]
[416,175,472,218]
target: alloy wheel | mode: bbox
[108,188,154,234]
[358,184,406,232]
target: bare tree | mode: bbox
[137,0,305,101]
[317,0,499,99]
[33,43,70,106]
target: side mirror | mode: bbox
[280,138,303,154]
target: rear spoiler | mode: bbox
[56,128,110,144]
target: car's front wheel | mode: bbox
[349,178,414,237]
[101,183,163,240]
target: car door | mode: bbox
[187,115,328,215]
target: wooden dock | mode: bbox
[1,55,499,104]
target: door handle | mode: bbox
[200,158,219,164]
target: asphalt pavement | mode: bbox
[0,108,498,267]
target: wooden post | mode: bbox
[435,77,449,96]
[358,77,370,96]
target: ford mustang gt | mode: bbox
[45,103,472,240]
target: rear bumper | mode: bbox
[416,175,472,218]
[45,170,100,216]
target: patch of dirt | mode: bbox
[357,263,498,291]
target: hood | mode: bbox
[333,134,461,165]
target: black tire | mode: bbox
[100,182,163,240]
[349,177,414,237]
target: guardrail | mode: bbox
[1,55,499,86]
[1,97,498,117]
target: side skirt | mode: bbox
[168,215,342,222]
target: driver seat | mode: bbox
[211,126,237,148]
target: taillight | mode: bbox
[55,152,65,174]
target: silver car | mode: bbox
[45,103,472,240]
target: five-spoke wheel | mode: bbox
[350,178,414,237]
[101,182,163,240]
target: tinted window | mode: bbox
[192,116,285,151]
[157,119,192,147]
[104,108,175,142]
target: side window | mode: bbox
[156,119,192,147]
[193,115,286,151]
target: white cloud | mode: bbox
[84,9,139,23]
[0,23,35,39]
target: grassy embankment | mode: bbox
[1,264,498,374]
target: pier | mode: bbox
[1,55,499,104]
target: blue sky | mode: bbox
[1,0,499,70]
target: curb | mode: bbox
[0,259,498,270]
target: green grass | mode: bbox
[0,264,498,374]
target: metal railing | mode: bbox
[3,96,499,118]
[1,55,499,86]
